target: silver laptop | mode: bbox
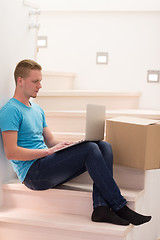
[54,104,106,152]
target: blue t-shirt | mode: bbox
[0,98,48,182]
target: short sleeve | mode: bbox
[0,106,22,132]
[42,109,48,128]
[36,105,47,128]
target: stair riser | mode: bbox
[54,132,84,141]
[41,71,75,91]
[0,222,126,240]
[41,77,74,91]
[35,96,139,111]
[46,111,160,132]
[46,115,85,132]
[68,167,145,190]
[3,188,134,217]
[3,189,92,217]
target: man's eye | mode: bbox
[33,80,41,84]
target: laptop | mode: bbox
[54,104,106,152]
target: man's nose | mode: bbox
[38,82,42,89]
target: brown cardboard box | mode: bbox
[106,116,160,170]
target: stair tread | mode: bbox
[53,132,85,140]
[45,109,160,119]
[42,71,76,77]
[53,131,84,135]
[37,90,141,97]
[0,207,132,236]
[3,182,144,202]
[62,182,144,202]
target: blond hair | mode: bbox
[14,59,42,85]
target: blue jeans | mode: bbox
[24,141,127,211]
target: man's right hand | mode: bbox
[48,141,76,155]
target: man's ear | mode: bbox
[17,77,23,86]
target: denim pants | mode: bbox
[24,141,127,211]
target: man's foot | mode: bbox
[91,206,130,226]
[115,205,151,226]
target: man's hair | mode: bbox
[14,59,42,85]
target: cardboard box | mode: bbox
[106,116,160,170]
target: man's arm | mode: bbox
[2,129,76,161]
[2,131,50,161]
[43,126,61,148]
[42,126,76,150]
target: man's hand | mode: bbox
[48,141,76,155]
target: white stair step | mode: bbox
[53,131,85,141]
[53,131,106,142]
[0,207,132,240]
[2,183,143,216]
[68,166,145,191]
[61,182,144,204]
[113,165,145,190]
[105,109,160,120]
[46,110,86,132]
[41,71,76,91]
[45,109,160,132]
[34,91,140,111]
[2,183,92,217]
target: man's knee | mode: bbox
[97,141,112,150]
[83,141,100,153]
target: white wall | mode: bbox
[33,0,160,11]
[36,4,160,110]
[0,0,39,204]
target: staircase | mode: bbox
[45,109,160,141]
[0,71,160,240]
[35,90,140,111]
[33,70,160,141]
[1,166,160,240]
[0,179,141,240]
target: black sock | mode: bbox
[116,205,151,226]
[91,206,130,226]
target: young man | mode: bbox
[0,59,151,226]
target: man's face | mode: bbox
[20,69,42,98]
